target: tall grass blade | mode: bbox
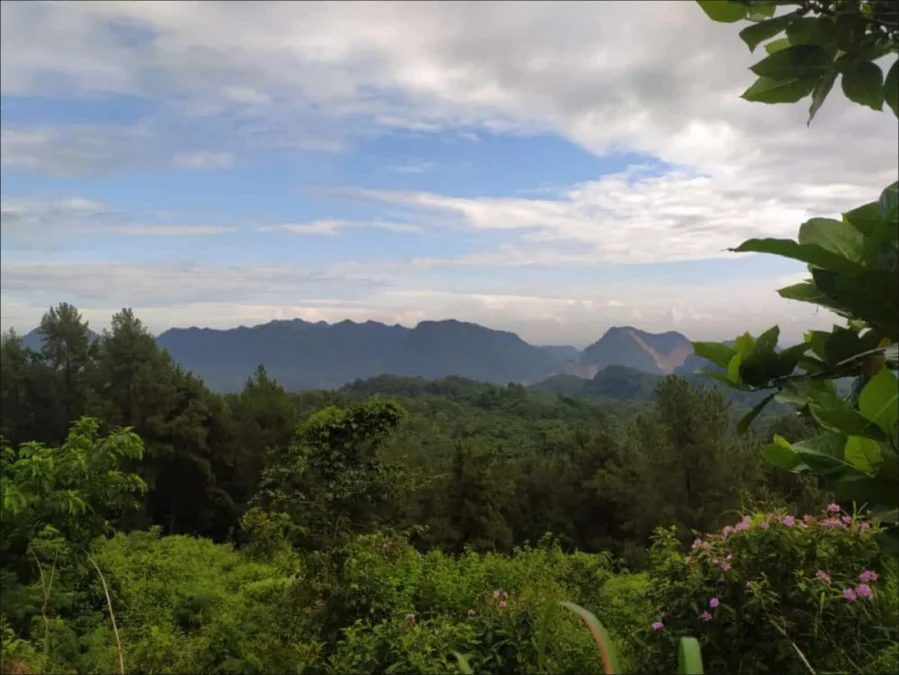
[677,637,705,674]
[536,602,557,674]
[452,651,474,675]
[559,601,621,675]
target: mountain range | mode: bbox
[23,318,726,394]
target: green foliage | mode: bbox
[640,507,898,674]
[697,0,898,123]
[694,0,899,535]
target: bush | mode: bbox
[638,505,898,675]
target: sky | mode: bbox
[1,1,896,348]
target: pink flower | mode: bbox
[803,514,815,523]
[822,517,842,528]
[492,590,501,599]
[859,522,871,531]
[709,597,720,609]
[691,538,703,550]
[406,612,416,625]
[855,584,873,599]
[843,588,857,602]
[841,515,852,525]
[735,520,749,532]
[498,600,508,610]
[816,570,832,585]
[698,611,713,622]
[721,525,735,539]
[859,570,879,584]
[827,503,840,514]
[761,520,770,529]
[720,562,731,572]
[782,515,795,527]
[652,621,664,631]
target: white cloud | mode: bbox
[173,151,236,169]
[387,160,435,174]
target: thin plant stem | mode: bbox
[88,555,124,675]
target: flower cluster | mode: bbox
[843,570,880,602]
[490,588,511,611]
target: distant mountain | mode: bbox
[528,373,588,397]
[540,345,580,364]
[578,326,693,376]
[156,318,558,392]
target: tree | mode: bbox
[694,0,899,534]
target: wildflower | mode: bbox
[859,522,871,531]
[726,553,733,560]
[498,600,508,610]
[843,588,857,602]
[720,562,731,572]
[467,609,476,618]
[859,570,879,584]
[735,520,749,532]
[822,517,842,528]
[406,612,416,625]
[502,591,509,600]
[691,538,703,550]
[761,520,770,529]
[816,570,832,585]
[841,515,852,525]
[722,525,735,539]
[782,515,795,527]
[827,503,840,513]
[709,597,719,609]
[856,584,873,600]
[699,611,713,622]
[492,590,501,600]
[652,621,664,631]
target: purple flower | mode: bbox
[691,538,703,550]
[859,570,879,584]
[735,520,749,532]
[856,584,873,599]
[652,621,664,631]
[698,611,713,622]
[816,570,832,585]
[828,503,841,514]
[709,597,720,609]
[843,588,857,602]
[782,515,795,527]
[721,525,735,539]
[822,517,842,528]
[720,562,731,572]
[406,612,416,625]
[841,515,852,525]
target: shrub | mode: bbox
[638,506,898,675]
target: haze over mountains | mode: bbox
[23,317,725,394]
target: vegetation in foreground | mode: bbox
[2,1,899,673]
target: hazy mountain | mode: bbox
[540,345,581,364]
[155,318,558,392]
[579,326,693,376]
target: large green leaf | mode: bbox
[843,201,883,236]
[859,368,899,435]
[840,61,885,111]
[797,218,866,264]
[765,37,792,54]
[808,70,837,124]
[776,378,837,406]
[691,341,736,369]
[733,238,865,275]
[738,392,778,434]
[750,44,833,79]
[739,12,801,51]
[777,281,846,312]
[844,435,882,474]
[785,16,836,46]
[697,0,749,23]
[880,181,898,223]
[741,75,817,102]
[812,269,899,342]
[886,60,899,118]
[765,434,800,470]
[809,393,887,441]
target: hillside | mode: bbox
[578,326,693,376]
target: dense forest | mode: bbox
[2,1,899,673]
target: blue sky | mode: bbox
[2,1,896,347]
